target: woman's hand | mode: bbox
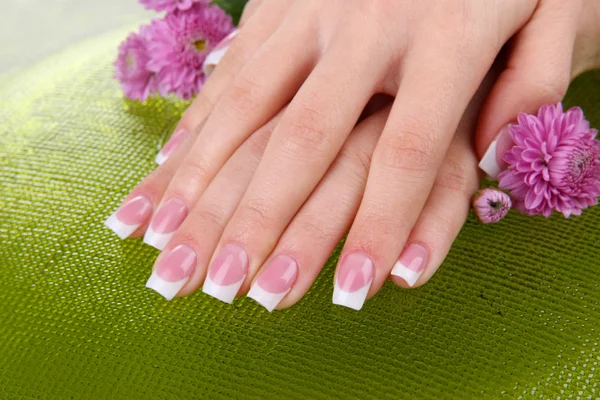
[108,0,598,309]
[120,87,485,310]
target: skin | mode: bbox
[120,0,600,309]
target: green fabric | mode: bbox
[1,28,600,399]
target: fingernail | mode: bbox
[155,129,189,165]
[479,125,513,179]
[332,253,374,310]
[104,195,153,239]
[143,198,188,250]
[391,243,428,287]
[247,255,298,312]
[146,244,197,300]
[202,29,238,77]
[203,243,248,303]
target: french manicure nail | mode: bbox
[202,29,238,77]
[479,125,514,179]
[143,198,188,250]
[105,195,153,239]
[155,129,189,165]
[146,244,197,300]
[202,243,248,303]
[332,253,374,310]
[247,255,298,312]
[391,243,428,287]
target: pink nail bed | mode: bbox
[332,253,374,310]
[391,243,428,287]
[146,244,197,300]
[257,256,298,293]
[156,245,197,282]
[337,253,373,292]
[105,195,152,239]
[247,255,298,312]
[143,198,188,250]
[155,129,189,165]
[116,196,152,224]
[203,243,249,303]
[150,198,187,233]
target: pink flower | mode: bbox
[114,31,157,102]
[473,188,512,224]
[139,0,208,13]
[498,103,600,218]
[144,4,234,100]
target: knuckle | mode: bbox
[340,145,373,174]
[354,206,405,250]
[174,207,225,245]
[177,155,212,185]
[419,209,455,242]
[376,129,438,173]
[282,104,333,154]
[434,158,474,195]
[337,145,372,185]
[238,197,276,230]
[227,74,261,115]
[193,206,226,229]
[292,212,340,245]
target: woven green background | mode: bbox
[1,28,599,399]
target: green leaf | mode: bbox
[212,0,249,26]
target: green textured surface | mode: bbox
[1,29,600,399]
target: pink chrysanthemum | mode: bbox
[114,31,157,102]
[473,188,512,224]
[498,103,600,218]
[144,4,234,100]
[139,0,208,13]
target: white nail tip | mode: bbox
[202,275,244,304]
[203,47,228,77]
[202,31,237,77]
[332,281,372,311]
[247,284,289,312]
[143,228,173,251]
[391,262,423,287]
[155,151,168,165]
[145,270,188,301]
[478,139,500,179]
[104,213,140,240]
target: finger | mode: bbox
[332,22,504,310]
[202,32,388,304]
[104,125,200,239]
[145,113,281,299]
[146,8,318,250]
[246,106,390,311]
[476,0,581,178]
[389,61,501,288]
[390,105,480,288]
[157,0,291,165]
